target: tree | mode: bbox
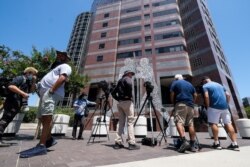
[0,45,90,102]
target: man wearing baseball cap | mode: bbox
[111,70,140,150]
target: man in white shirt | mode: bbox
[20,50,72,158]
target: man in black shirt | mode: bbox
[0,67,38,147]
[112,70,140,150]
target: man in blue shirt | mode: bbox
[202,76,239,151]
[72,93,96,140]
[170,74,197,153]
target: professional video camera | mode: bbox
[98,80,116,97]
[144,81,154,95]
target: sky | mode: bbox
[0,0,249,106]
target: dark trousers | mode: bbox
[0,97,20,139]
[72,114,84,138]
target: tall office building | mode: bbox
[83,0,246,119]
[61,12,92,107]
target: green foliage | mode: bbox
[245,106,250,118]
[23,107,37,123]
[0,45,90,99]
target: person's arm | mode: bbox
[8,85,29,98]
[49,74,68,93]
[225,91,230,103]
[87,100,96,106]
[203,91,210,108]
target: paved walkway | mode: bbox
[0,126,250,167]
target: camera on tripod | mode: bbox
[144,81,154,94]
[98,80,116,96]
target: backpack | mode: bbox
[0,77,12,97]
[111,79,125,101]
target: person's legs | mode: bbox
[114,103,126,149]
[40,115,53,145]
[72,114,78,139]
[78,115,84,139]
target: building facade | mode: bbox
[82,0,245,120]
[61,12,92,107]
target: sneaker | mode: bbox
[45,137,57,148]
[211,143,222,150]
[227,144,240,151]
[113,143,125,149]
[189,140,198,152]
[20,145,47,158]
[178,141,191,153]
[77,137,84,140]
[72,137,76,140]
[128,143,140,150]
[0,140,11,147]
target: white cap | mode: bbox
[174,74,183,80]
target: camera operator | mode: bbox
[201,76,239,151]
[111,70,140,150]
[170,74,198,153]
[19,50,72,158]
[72,93,96,140]
[0,67,38,147]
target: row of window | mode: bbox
[119,8,178,24]
[118,19,180,34]
[95,44,185,62]
[117,31,183,46]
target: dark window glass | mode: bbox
[154,20,180,28]
[97,55,103,62]
[119,26,141,34]
[155,45,185,54]
[104,13,109,18]
[153,9,178,17]
[145,36,151,42]
[120,16,141,24]
[118,38,141,46]
[144,14,150,19]
[144,4,150,8]
[145,49,152,55]
[152,0,176,7]
[121,6,140,14]
[99,43,105,49]
[117,50,142,59]
[102,22,108,27]
[101,32,107,38]
[144,24,150,30]
[154,31,183,40]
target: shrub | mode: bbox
[245,107,250,118]
[23,107,38,123]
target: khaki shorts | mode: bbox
[37,89,62,118]
[174,103,194,126]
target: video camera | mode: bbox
[144,81,154,95]
[98,80,116,96]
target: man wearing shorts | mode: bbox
[20,50,72,158]
[202,76,239,151]
[170,74,197,153]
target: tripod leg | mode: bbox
[134,96,148,127]
[150,100,167,143]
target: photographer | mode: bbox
[0,67,38,147]
[170,74,197,153]
[72,93,96,140]
[201,76,239,151]
[111,70,140,150]
[19,50,72,158]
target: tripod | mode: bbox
[87,93,114,144]
[134,91,167,146]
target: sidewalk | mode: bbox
[1,127,250,167]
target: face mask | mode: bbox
[27,74,33,81]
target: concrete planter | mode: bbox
[2,113,25,136]
[236,119,250,139]
[208,124,227,139]
[169,117,180,137]
[91,116,110,137]
[134,116,147,138]
[51,114,70,135]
